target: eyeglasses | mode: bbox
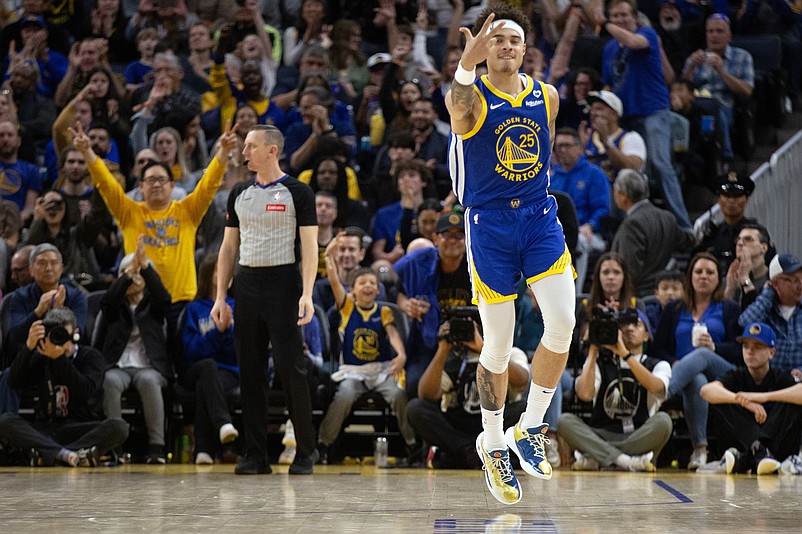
[775,276,802,287]
[439,231,465,240]
[141,176,170,185]
[399,79,421,88]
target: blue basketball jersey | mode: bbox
[338,298,395,366]
[449,75,552,208]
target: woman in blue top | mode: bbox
[652,252,742,470]
[179,253,240,464]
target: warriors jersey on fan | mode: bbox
[338,299,395,366]
[448,74,552,209]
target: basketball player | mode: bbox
[446,4,576,505]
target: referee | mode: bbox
[213,125,319,475]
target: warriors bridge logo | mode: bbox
[494,117,544,182]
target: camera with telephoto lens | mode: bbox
[441,306,481,344]
[42,318,73,346]
[587,307,639,346]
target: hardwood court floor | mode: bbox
[0,464,800,532]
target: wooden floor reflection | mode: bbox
[0,464,799,532]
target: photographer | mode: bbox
[406,312,530,469]
[394,212,472,398]
[558,309,673,472]
[0,308,129,467]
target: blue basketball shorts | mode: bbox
[464,196,573,304]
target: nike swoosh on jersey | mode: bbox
[543,204,553,215]
[489,102,506,110]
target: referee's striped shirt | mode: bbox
[225,175,317,267]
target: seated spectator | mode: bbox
[7,244,88,358]
[644,270,685,335]
[83,67,131,154]
[723,223,772,310]
[21,190,106,291]
[394,212,472,398]
[655,0,705,79]
[369,131,417,210]
[408,319,529,470]
[123,27,158,93]
[0,309,129,467]
[408,97,449,198]
[126,148,187,202]
[0,202,22,291]
[701,322,802,475]
[5,57,57,160]
[317,235,415,463]
[354,52,391,149]
[556,68,602,130]
[149,126,193,193]
[0,119,41,222]
[551,127,610,292]
[282,0,330,69]
[99,241,172,464]
[559,309,672,472]
[313,226,376,313]
[222,3,279,100]
[682,14,754,161]
[124,0,200,54]
[653,252,742,470]
[371,158,436,265]
[53,147,92,228]
[285,86,356,174]
[329,19,368,102]
[179,253,240,465]
[694,171,756,272]
[54,38,111,109]
[88,0,133,66]
[305,155,369,231]
[739,254,802,378]
[379,52,423,143]
[209,30,286,137]
[3,15,68,98]
[8,244,34,292]
[669,79,722,189]
[611,169,695,297]
[182,22,213,95]
[582,91,646,186]
[400,198,440,251]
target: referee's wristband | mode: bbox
[454,62,476,86]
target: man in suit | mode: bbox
[610,170,695,297]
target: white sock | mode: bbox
[481,406,506,450]
[521,382,555,428]
[615,453,632,470]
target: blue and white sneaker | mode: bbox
[780,454,802,475]
[505,416,553,480]
[475,432,522,505]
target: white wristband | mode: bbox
[454,62,476,86]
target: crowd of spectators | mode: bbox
[0,0,800,474]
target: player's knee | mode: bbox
[541,303,575,354]
[479,345,511,375]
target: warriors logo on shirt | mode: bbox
[352,327,380,361]
[493,117,545,182]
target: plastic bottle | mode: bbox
[375,437,388,468]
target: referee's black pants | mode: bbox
[234,265,315,461]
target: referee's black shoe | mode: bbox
[289,449,319,474]
[235,455,272,475]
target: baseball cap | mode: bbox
[367,53,391,69]
[435,212,464,234]
[769,253,802,280]
[586,90,623,117]
[736,322,776,347]
[713,170,755,196]
[20,16,46,29]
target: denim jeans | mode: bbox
[667,348,736,447]
[628,109,692,228]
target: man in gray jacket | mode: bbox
[611,170,695,297]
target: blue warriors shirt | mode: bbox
[449,75,552,208]
[338,298,395,366]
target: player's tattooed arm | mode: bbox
[449,81,477,120]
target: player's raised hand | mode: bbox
[458,13,504,71]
